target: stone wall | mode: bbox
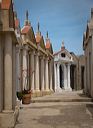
[83,8,93,98]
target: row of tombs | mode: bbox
[0,0,85,127]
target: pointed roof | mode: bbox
[46,41,51,49]
[1,0,12,9]
[35,22,42,43]
[35,22,46,49]
[21,10,31,34]
[21,26,31,34]
[14,12,20,28]
[46,31,50,48]
[15,19,19,28]
[36,34,42,43]
[21,11,36,44]
[45,31,53,54]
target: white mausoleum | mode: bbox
[54,42,73,92]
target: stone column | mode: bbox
[27,52,30,90]
[30,51,35,92]
[4,34,13,110]
[57,63,60,90]
[0,35,3,112]
[35,53,40,92]
[49,60,53,91]
[41,57,45,91]
[19,48,23,91]
[91,36,93,97]
[45,58,49,91]
[12,43,16,109]
[0,34,19,128]
[54,63,57,91]
[64,64,67,90]
[67,64,72,90]
[22,48,27,90]
[0,36,1,112]
[16,47,21,92]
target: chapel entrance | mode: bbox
[70,65,76,90]
[59,65,64,88]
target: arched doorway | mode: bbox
[59,65,64,89]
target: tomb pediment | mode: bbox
[54,49,73,62]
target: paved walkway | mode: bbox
[31,90,92,103]
[15,91,93,128]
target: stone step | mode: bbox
[31,98,93,103]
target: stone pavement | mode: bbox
[15,91,93,128]
[31,90,93,103]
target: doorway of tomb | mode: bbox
[59,65,64,89]
[70,65,76,90]
[81,66,84,89]
[39,58,41,90]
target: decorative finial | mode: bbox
[62,41,64,47]
[25,10,31,26]
[37,22,40,32]
[47,31,48,38]
[26,10,28,21]
[61,41,65,50]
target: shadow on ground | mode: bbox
[86,104,93,117]
[33,105,93,128]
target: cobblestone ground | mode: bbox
[15,91,93,128]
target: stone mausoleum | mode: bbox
[54,42,85,92]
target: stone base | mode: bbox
[63,87,72,91]
[31,91,37,97]
[31,90,54,97]
[56,87,63,92]
[55,86,72,92]
[32,90,42,97]
[50,90,54,94]
[0,107,19,128]
[42,90,51,96]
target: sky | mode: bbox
[14,0,93,55]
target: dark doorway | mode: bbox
[89,52,91,92]
[81,66,84,89]
[59,65,64,88]
[70,65,76,90]
[39,58,41,90]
